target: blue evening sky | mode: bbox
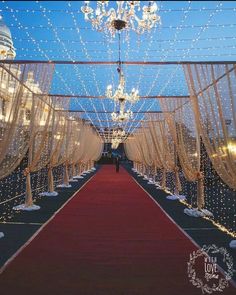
[1,1,236,132]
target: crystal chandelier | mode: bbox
[111,137,121,149]
[111,106,133,122]
[112,128,126,137]
[102,19,138,124]
[81,1,161,37]
[111,130,125,149]
[106,72,139,104]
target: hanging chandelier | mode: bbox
[111,107,133,122]
[111,127,126,149]
[81,1,161,37]
[106,72,139,104]
[111,137,121,149]
[112,127,126,137]
[111,130,125,149]
[106,31,137,124]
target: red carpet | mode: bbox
[0,165,235,295]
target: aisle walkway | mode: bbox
[0,165,235,295]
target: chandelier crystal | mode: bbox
[112,128,126,137]
[106,72,139,104]
[111,107,133,123]
[111,128,126,149]
[111,137,121,149]
[81,1,161,36]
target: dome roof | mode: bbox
[0,15,16,59]
[0,16,12,38]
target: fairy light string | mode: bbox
[128,1,224,135]
[36,1,103,136]
[126,1,193,135]
[67,1,110,131]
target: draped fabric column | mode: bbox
[92,137,104,163]
[77,124,90,176]
[40,108,67,196]
[81,127,100,170]
[0,63,50,179]
[131,130,150,176]
[72,121,87,179]
[0,63,28,178]
[147,115,175,190]
[78,124,90,174]
[68,120,83,181]
[58,118,77,188]
[10,64,55,210]
[124,136,142,166]
[13,93,54,209]
[136,126,154,169]
[183,63,236,190]
[159,97,203,210]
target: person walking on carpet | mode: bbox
[115,156,120,173]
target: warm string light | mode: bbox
[183,2,224,59]
[35,1,103,137]
[179,201,236,238]
[0,161,64,223]
[67,1,109,133]
[122,3,161,135]
[146,1,192,95]
[2,6,235,14]
[136,11,160,90]
[104,30,117,133]
[129,1,224,136]
[12,35,236,45]
[7,22,236,31]
[128,1,224,135]
[15,44,236,56]
[126,1,193,135]
[15,51,236,60]
[8,11,75,95]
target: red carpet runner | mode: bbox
[0,165,235,295]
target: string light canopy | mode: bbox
[81,1,161,37]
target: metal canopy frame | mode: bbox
[1,59,234,141]
[1,60,236,65]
